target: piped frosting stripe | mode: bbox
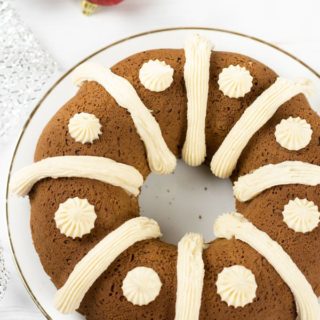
[54,217,162,313]
[214,212,320,320]
[182,34,212,166]
[10,155,143,197]
[233,161,320,202]
[210,77,312,178]
[175,233,205,320]
[72,62,176,175]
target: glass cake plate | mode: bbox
[6,27,320,319]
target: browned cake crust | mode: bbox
[200,239,296,319]
[29,49,319,319]
[235,91,320,296]
[30,178,139,288]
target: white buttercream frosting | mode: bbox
[139,59,174,92]
[218,65,253,98]
[72,62,176,175]
[214,212,320,319]
[10,155,143,197]
[275,116,312,151]
[54,217,162,313]
[68,112,102,144]
[216,265,257,308]
[54,197,97,239]
[175,233,205,320]
[182,34,212,167]
[210,77,313,178]
[122,267,162,306]
[233,161,320,202]
[283,198,320,233]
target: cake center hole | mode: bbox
[139,160,235,244]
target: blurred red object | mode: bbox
[81,0,123,15]
[90,0,123,4]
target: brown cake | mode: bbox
[11,34,320,319]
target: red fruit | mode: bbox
[89,0,123,5]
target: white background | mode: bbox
[0,0,320,318]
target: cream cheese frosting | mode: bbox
[214,212,320,319]
[68,112,102,144]
[122,266,162,306]
[282,198,320,233]
[182,34,212,167]
[54,217,162,313]
[233,161,320,202]
[72,62,176,175]
[139,59,174,92]
[10,155,143,197]
[54,197,97,239]
[175,233,205,320]
[218,65,253,98]
[216,265,257,308]
[210,77,313,178]
[275,116,312,151]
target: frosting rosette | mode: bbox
[122,266,162,306]
[68,112,102,144]
[139,59,174,92]
[54,197,97,239]
[216,265,257,308]
[283,198,320,233]
[275,116,312,151]
[218,65,253,98]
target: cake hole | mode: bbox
[140,160,235,244]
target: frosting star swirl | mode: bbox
[139,59,174,92]
[275,117,312,151]
[182,34,212,166]
[283,198,320,233]
[68,112,102,144]
[54,197,97,239]
[122,267,162,306]
[175,232,205,319]
[218,65,253,98]
[216,265,257,308]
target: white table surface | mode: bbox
[0,0,319,318]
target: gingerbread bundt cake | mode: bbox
[11,34,320,319]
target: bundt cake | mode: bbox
[10,34,320,319]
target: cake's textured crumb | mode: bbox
[205,51,277,163]
[233,89,320,296]
[78,240,177,320]
[200,239,296,320]
[30,177,139,288]
[34,80,150,178]
[234,94,320,179]
[236,184,320,296]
